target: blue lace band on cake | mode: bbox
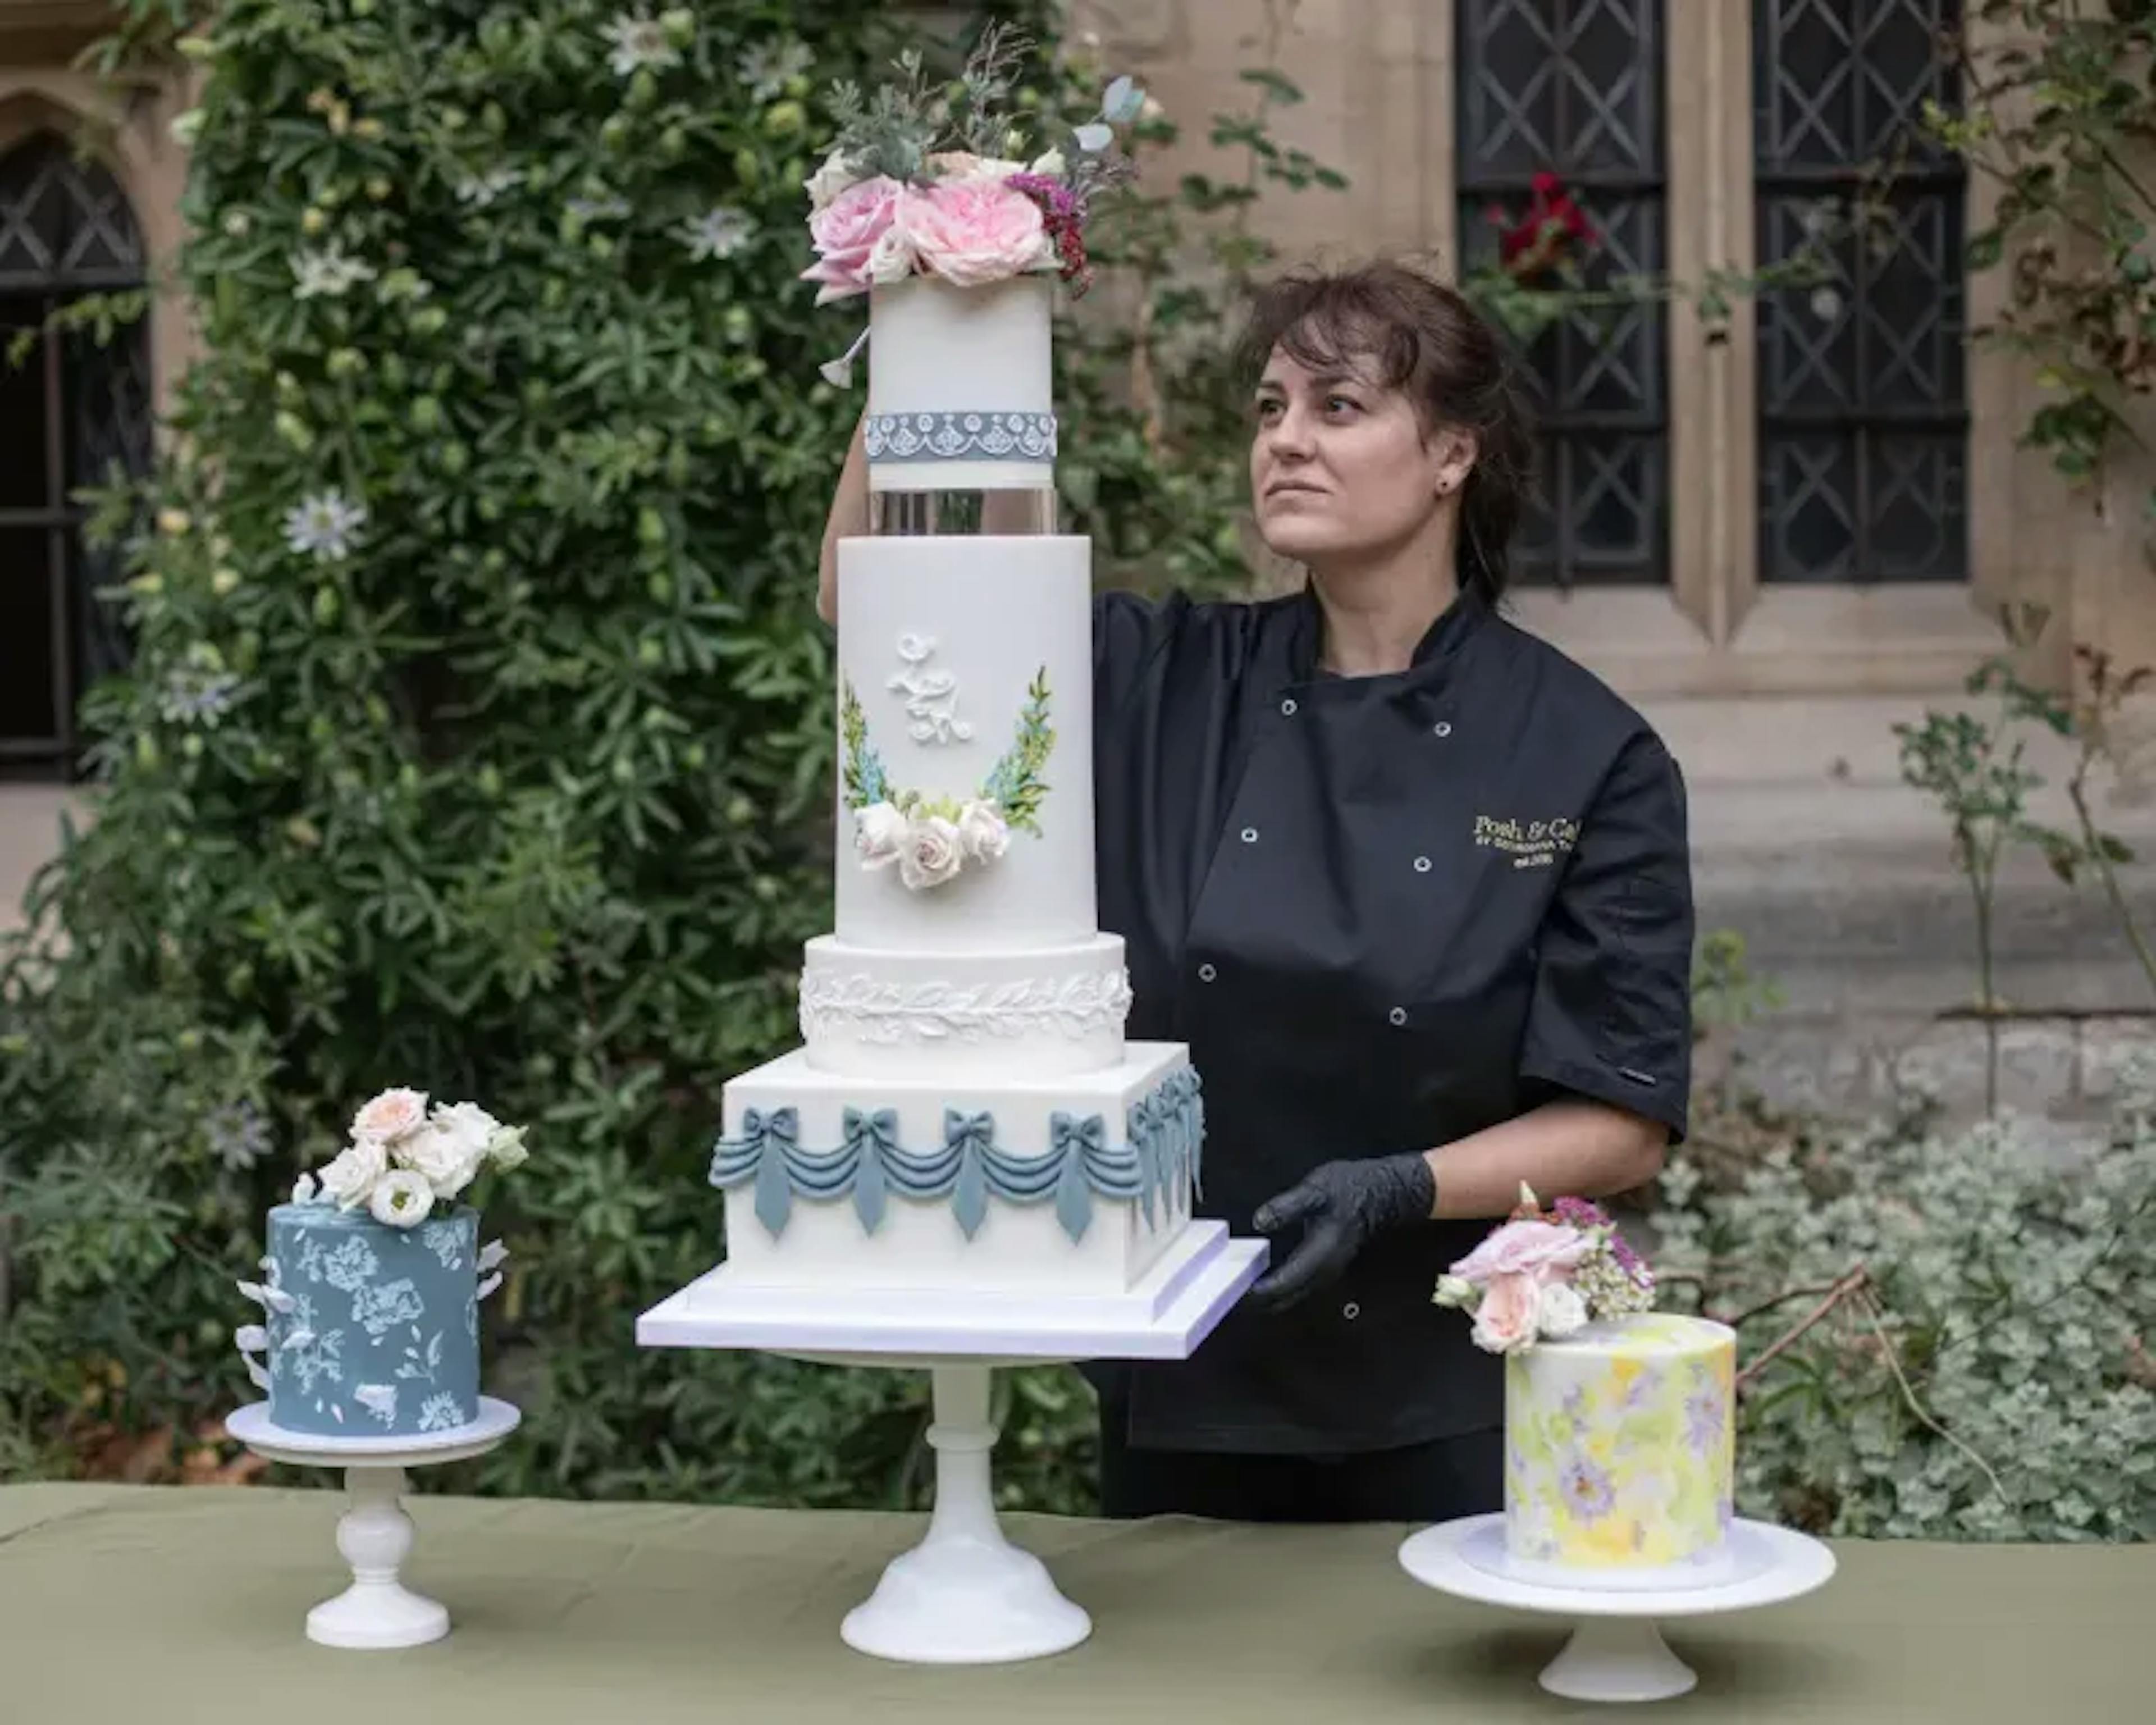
[709,1067,1202,1242]
[863,410,1057,464]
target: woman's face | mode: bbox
[1249,341,1472,569]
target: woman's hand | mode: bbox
[1244,1152,1435,1312]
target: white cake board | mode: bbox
[637,1220,1266,1664]
[226,1397,520,1651]
[1399,1514,1836,1704]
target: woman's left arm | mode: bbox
[1247,727,1693,1308]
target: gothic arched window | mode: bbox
[0,131,153,777]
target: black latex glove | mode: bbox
[1244,1152,1436,1312]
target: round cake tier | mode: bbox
[800,933,1130,1080]
[1503,1313,1735,1581]
[865,276,1054,493]
[261,1201,482,1439]
[833,532,1095,952]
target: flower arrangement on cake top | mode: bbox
[802,23,1145,305]
[292,1085,529,1228]
[1433,1184,1656,1356]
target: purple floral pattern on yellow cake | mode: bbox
[1502,1313,1737,1573]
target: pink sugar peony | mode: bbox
[1470,1270,1542,1354]
[905,176,1051,288]
[1448,1217,1594,1286]
[801,175,912,303]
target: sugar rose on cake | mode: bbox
[798,21,1146,320]
[233,1086,529,1438]
[1433,1183,1657,1355]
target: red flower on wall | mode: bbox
[1484,170,1600,281]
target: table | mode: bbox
[1,1483,2147,1722]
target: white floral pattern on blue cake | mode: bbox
[258,1202,481,1438]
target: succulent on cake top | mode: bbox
[801,23,1145,310]
[1433,1184,1657,1356]
[288,1085,529,1229]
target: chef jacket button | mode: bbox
[1414,855,1432,873]
[1280,697,1298,716]
[1342,1301,1360,1320]
[1433,720,1452,737]
[1388,1006,1408,1026]
[1198,962,1217,982]
[1241,826,1259,843]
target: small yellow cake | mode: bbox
[1503,1312,1735,1578]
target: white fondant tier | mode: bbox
[713,1042,1198,1298]
[800,932,1130,1080]
[833,532,1095,952]
[866,276,1053,492]
[1504,1314,1737,1583]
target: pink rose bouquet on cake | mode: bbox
[801,23,1145,304]
[1433,1184,1656,1356]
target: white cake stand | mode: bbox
[637,1219,1264,1665]
[1399,1513,1835,1704]
[225,1397,521,1650]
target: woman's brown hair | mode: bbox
[1235,258,1535,604]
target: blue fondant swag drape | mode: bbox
[707,1069,1203,1242]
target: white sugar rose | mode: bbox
[805,147,859,211]
[898,815,965,891]
[369,1167,435,1228]
[395,1119,489,1201]
[351,1086,427,1144]
[317,1138,387,1211]
[956,800,1010,864]
[853,801,909,870]
[1536,1279,1589,1340]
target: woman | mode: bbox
[816,260,1693,1525]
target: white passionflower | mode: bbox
[737,38,812,102]
[368,1167,436,1228]
[680,206,755,261]
[455,166,524,208]
[603,11,680,77]
[290,243,375,299]
[283,490,366,562]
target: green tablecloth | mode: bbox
[0,1483,2146,1722]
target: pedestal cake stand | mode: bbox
[1399,1513,1836,1703]
[637,1219,1263,1664]
[226,1396,520,1650]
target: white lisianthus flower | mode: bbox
[899,815,966,891]
[853,801,909,870]
[317,1138,387,1211]
[486,1123,529,1172]
[1536,1279,1589,1340]
[369,1167,435,1228]
[955,800,1011,864]
[351,1086,427,1144]
[1432,1274,1478,1309]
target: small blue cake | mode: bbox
[257,1200,483,1438]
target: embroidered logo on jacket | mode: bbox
[1473,815,1579,870]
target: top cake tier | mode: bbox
[865,276,1055,494]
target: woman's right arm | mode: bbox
[816,413,870,625]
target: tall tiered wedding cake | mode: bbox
[703,44,1208,1304]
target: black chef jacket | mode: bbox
[1089,579,1694,1454]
